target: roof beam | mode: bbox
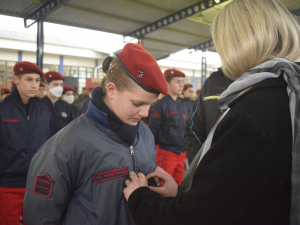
[124,0,230,39]
[24,0,70,28]
[189,39,214,52]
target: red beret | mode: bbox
[184,84,193,89]
[88,87,94,91]
[13,61,44,77]
[196,89,201,95]
[164,69,185,77]
[44,71,65,81]
[63,85,75,93]
[1,88,10,95]
[39,81,45,87]
[116,43,168,95]
[11,81,16,86]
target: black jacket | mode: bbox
[185,68,232,164]
[148,95,188,154]
[40,95,73,134]
[0,88,52,188]
[128,76,292,225]
[24,98,157,225]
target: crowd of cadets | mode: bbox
[0,60,196,224]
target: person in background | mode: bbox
[0,88,10,100]
[148,69,188,185]
[182,84,194,116]
[40,71,73,135]
[185,68,232,164]
[78,87,89,103]
[73,93,80,108]
[34,81,45,99]
[79,87,93,115]
[61,84,79,119]
[23,43,167,225]
[123,0,300,224]
[0,61,52,225]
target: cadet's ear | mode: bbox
[106,82,117,99]
[13,75,20,85]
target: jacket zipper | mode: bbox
[130,145,135,172]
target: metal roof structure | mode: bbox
[0,0,300,60]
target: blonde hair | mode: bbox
[212,0,300,80]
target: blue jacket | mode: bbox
[23,100,157,225]
[148,94,188,154]
[0,88,52,188]
[40,96,73,134]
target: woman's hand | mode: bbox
[123,172,148,201]
[146,166,178,197]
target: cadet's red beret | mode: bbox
[1,88,10,95]
[184,84,193,89]
[39,81,45,87]
[63,85,75,93]
[116,43,168,95]
[13,61,44,77]
[11,81,16,86]
[44,71,65,81]
[88,87,94,91]
[164,69,185,77]
[196,89,201,95]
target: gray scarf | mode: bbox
[179,58,300,225]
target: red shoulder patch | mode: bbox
[33,174,53,198]
[1,118,21,123]
[93,167,128,183]
[152,111,160,118]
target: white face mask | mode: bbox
[49,86,63,98]
[63,95,74,104]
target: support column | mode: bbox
[18,51,22,62]
[36,17,44,69]
[59,55,64,75]
[95,59,99,67]
[201,49,207,86]
[138,39,144,47]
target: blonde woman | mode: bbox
[123,0,300,224]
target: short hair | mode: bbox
[102,56,136,92]
[165,76,175,83]
[212,0,300,80]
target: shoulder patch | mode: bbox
[33,174,53,198]
[93,167,128,183]
[1,118,21,123]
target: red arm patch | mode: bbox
[93,167,128,183]
[1,118,21,123]
[33,174,53,198]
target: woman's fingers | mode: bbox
[125,179,131,186]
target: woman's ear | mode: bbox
[106,82,117,99]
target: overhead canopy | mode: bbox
[0,0,299,59]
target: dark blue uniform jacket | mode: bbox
[148,94,188,154]
[40,96,72,134]
[0,88,52,188]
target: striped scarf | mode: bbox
[180,58,300,224]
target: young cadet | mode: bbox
[34,81,45,99]
[0,87,10,100]
[40,71,73,134]
[182,83,194,116]
[23,43,168,225]
[61,84,79,119]
[0,61,52,225]
[148,69,188,185]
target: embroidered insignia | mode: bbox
[93,167,128,183]
[1,118,21,123]
[33,174,53,198]
[167,111,178,117]
[20,67,23,71]
[138,71,145,79]
[152,111,160,118]
[171,70,174,74]
[49,74,52,77]
[61,112,67,118]
[182,113,187,120]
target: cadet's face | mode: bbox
[46,80,63,90]
[14,74,40,98]
[183,87,194,99]
[62,90,74,97]
[107,83,159,126]
[168,77,184,96]
[35,86,45,99]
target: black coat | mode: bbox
[128,75,292,225]
[0,88,52,188]
[185,68,232,164]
